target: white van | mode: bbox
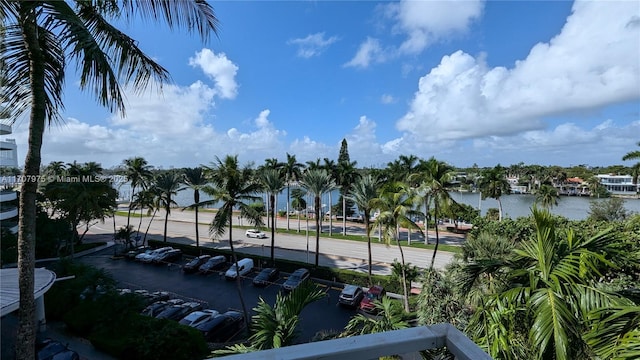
[225,258,254,280]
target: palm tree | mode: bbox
[322,158,338,236]
[204,155,264,327]
[372,182,423,311]
[410,157,456,269]
[337,160,360,236]
[259,168,285,265]
[341,296,409,337]
[154,172,183,243]
[464,207,630,359]
[2,2,217,356]
[281,153,304,231]
[535,183,560,209]
[347,175,380,283]
[290,187,307,232]
[134,187,161,246]
[123,157,153,230]
[181,167,208,252]
[213,281,326,355]
[478,164,511,221]
[622,141,640,185]
[300,169,337,267]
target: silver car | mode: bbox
[245,229,267,238]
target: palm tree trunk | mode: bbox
[328,192,332,236]
[342,196,346,236]
[498,198,503,221]
[143,208,158,246]
[286,185,290,231]
[194,190,200,253]
[163,206,169,242]
[395,232,410,312]
[228,211,250,328]
[16,13,46,359]
[315,195,321,266]
[365,214,372,285]
[430,201,440,269]
[127,184,135,230]
[270,193,276,265]
[424,198,430,245]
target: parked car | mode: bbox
[136,247,173,263]
[359,285,386,313]
[194,310,245,342]
[37,339,79,360]
[178,309,219,327]
[282,268,310,291]
[152,248,182,264]
[133,248,154,261]
[182,255,211,273]
[245,229,267,239]
[225,258,254,280]
[252,267,279,287]
[141,298,183,317]
[125,245,151,259]
[155,301,202,321]
[198,255,227,274]
[338,284,365,308]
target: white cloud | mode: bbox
[397,0,640,141]
[288,32,339,58]
[389,0,484,54]
[344,37,385,68]
[189,49,239,99]
[380,94,396,104]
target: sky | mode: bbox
[5,0,640,170]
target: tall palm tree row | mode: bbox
[300,169,338,267]
[2,2,218,358]
[204,155,264,327]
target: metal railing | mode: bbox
[212,324,492,360]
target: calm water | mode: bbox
[116,183,640,221]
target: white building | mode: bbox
[597,174,640,196]
[0,120,19,233]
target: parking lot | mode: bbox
[78,247,355,343]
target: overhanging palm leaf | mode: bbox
[3,2,218,358]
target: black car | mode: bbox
[183,255,211,273]
[198,255,226,274]
[141,299,183,317]
[194,311,245,342]
[37,339,79,360]
[152,249,182,264]
[155,302,202,321]
[282,268,310,291]
[252,267,279,287]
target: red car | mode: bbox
[359,285,386,313]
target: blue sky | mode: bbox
[7,0,640,170]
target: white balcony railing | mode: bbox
[0,206,18,220]
[0,190,17,202]
[214,324,492,360]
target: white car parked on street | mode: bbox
[245,229,267,239]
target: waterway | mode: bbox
[115,183,640,221]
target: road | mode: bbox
[89,208,460,275]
